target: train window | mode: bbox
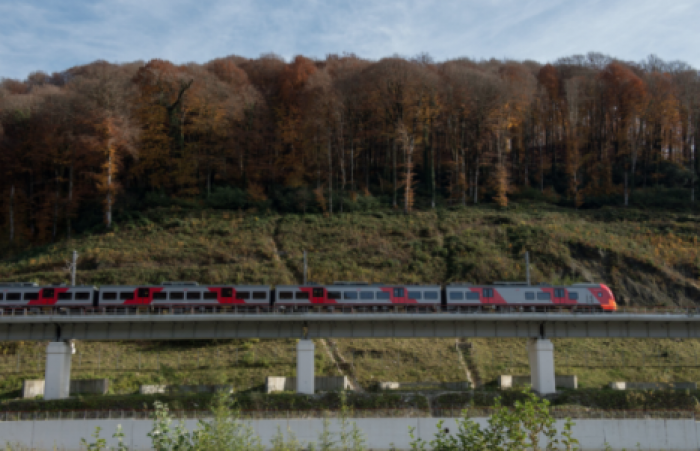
[138,288,149,298]
[295,292,309,300]
[483,289,493,298]
[466,292,480,301]
[376,291,390,300]
[394,288,404,297]
[222,288,233,298]
[24,292,38,300]
[313,288,324,298]
[449,292,464,301]
[554,289,565,298]
[170,292,185,300]
[279,292,293,300]
[328,291,341,300]
[75,292,91,300]
[7,293,21,301]
[253,292,267,300]
[424,292,438,300]
[569,292,579,300]
[186,292,201,300]
[43,289,55,298]
[103,292,117,300]
[120,292,134,300]
[525,292,535,301]
[236,292,250,300]
[0,293,3,301]
[360,292,374,300]
[408,291,422,300]
[344,291,358,300]
[537,292,551,301]
[203,292,218,300]
[153,292,167,300]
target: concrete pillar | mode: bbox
[527,338,555,395]
[296,339,315,394]
[44,341,74,400]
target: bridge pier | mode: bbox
[527,338,555,395]
[44,341,75,400]
[296,339,315,394]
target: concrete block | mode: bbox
[70,379,109,395]
[498,375,513,389]
[379,382,400,390]
[610,381,626,390]
[266,377,288,394]
[140,385,166,395]
[22,380,45,398]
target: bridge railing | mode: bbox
[0,408,694,422]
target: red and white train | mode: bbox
[0,281,616,312]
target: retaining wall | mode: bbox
[1,417,699,450]
[22,379,109,398]
[499,375,578,389]
[609,381,697,390]
[265,376,351,393]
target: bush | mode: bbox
[206,187,248,210]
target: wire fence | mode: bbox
[0,408,693,422]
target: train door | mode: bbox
[554,288,565,305]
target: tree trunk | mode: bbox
[9,185,14,244]
[624,172,629,207]
[106,147,113,228]
[473,154,479,205]
[52,170,59,242]
[67,162,73,240]
[392,138,397,208]
[328,135,333,214]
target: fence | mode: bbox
[0,408,693,422]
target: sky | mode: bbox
[0,0,698,80]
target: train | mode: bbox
[0,281,617,313]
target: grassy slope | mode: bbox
[1,203,700,398]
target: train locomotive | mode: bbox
[0,281,617,313]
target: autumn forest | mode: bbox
[0,52,698,247]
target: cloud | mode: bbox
[0,0,697,79]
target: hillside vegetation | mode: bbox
[1,204,700,397]
[1,203,698,306]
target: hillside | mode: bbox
[1,203,700,398]
[2,203,699,306]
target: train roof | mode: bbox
[99,284,271,289]
[0,284,96,289]
[277,284,441,288]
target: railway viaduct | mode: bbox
[2,310,700,399]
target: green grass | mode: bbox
[1,203,700,399]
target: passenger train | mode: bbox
[0,281,617,312]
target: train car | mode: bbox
[444,282,616,312]
[97,282,272,311]
[274,282,442,311]
[0,283,97,311]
